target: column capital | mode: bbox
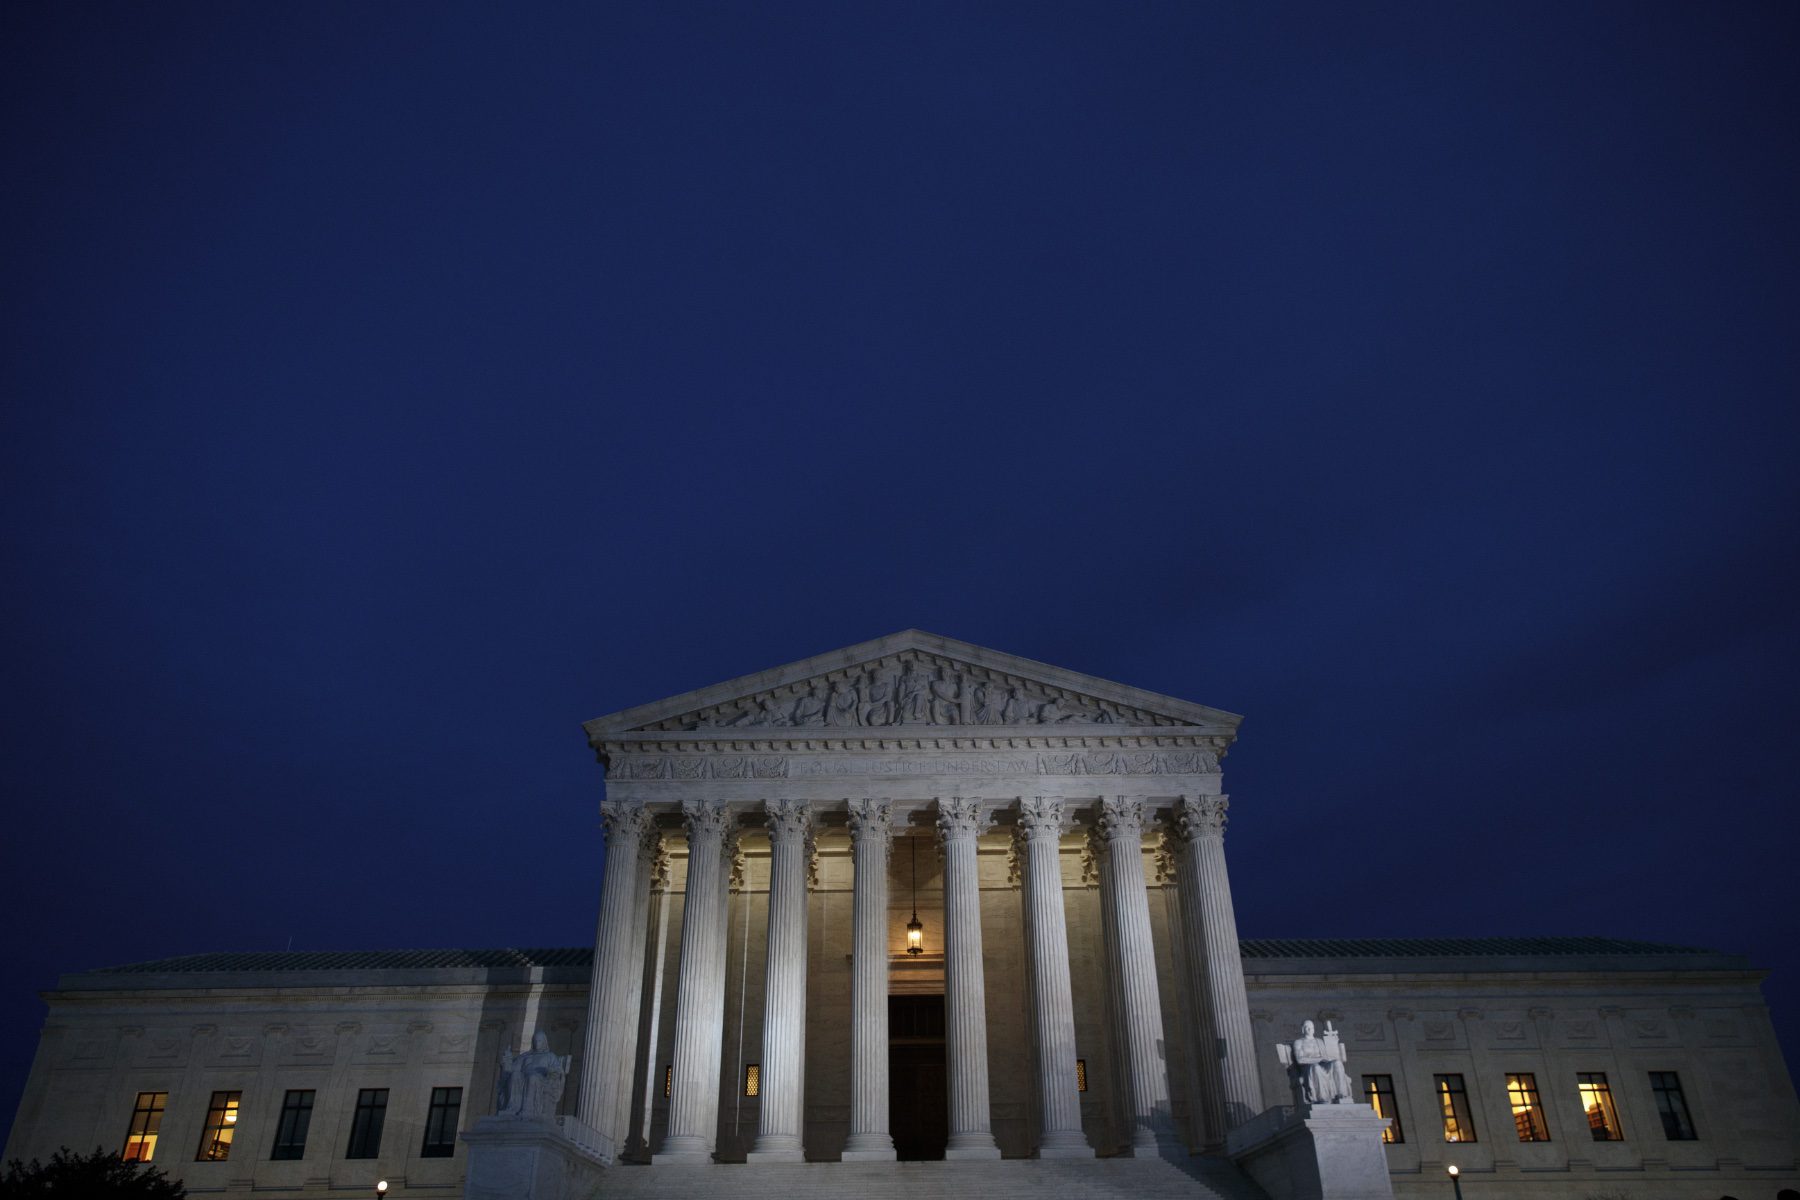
[935,796,994,844]
[679,798,737,841]
[1017,796,1074,840]
[1168,794,1229,843]
[846,798,894,843]
[764,799,812,844]
[1096,796,1147,842]
[601,802,655,844]
[635,828,665,870]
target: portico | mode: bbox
[578,630,1263,1166]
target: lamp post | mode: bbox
[1446,1164,1463,1200]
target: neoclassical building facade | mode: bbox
[7,632,1799,1199]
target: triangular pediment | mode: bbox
[582,630,1241,739]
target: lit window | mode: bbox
[664,1065,672,1098]
[345,1088,389,1159]
[421,1087,462,1158]
[1649,1072,1696,1141]
[744,1064,761,1097]
[271,1090,314,1160]
[122,1092,167,1162]
[1363,1075,1404,1143]
[194,1091,241,1161]
[1075,1059,1088,1093]
[1435,1074,1477,1143]
[1505,1074,1550,1142]
[1577,1073,1623,1141]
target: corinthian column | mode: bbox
[749,800,812,1163]
[608,827,663,1144]
[580,802,654,1157]
[937,796,1001,1160]
[654,800,737,1164]
[1017,798,1094,1158]
[1170,794,1263,1129]
[842,799,897,1161]
[1097,796,1177,1152]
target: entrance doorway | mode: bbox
[888,994,948,1161]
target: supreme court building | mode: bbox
[7,632,1799,1200]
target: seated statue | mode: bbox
[1277,1019,1354,1106]
[496,1030,570,1120]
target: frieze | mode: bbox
[609,748,1219,782]
[644,652,1183,732]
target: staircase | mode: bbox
[594,1154,1270,1200]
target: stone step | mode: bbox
[594,1155,1271,1200]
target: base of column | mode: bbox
[945,1132,1001,1160]
[840,1150,898,1161]
[945,1145,1003,1160]
[1035,1130,1095,1158]
[841,1131,896,1161]
[652,1134,714,1165]
[747,1134,805,1163]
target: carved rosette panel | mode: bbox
[600,802,655,847]
[645,651,1186,732]
[1016,796,1072,841]
[1169,794,1228,842]
[763,799,812,845]
[934,796,993,844]
[846,798,894,863]
[1095,796,1146,842]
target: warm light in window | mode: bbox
[224,1109,237,1124]
[1075,1059,1088,1093]
[745,1064,761,1097]
[664,1065,672,1098]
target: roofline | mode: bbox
[581,628,1244,739]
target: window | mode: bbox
[1505,1073,1551,1142]
[122,1092,167,1163]
[194,1091,241,1161]
[1434,1074,1476,1143]
[271,1090,314,1160]
[1075,1059,1088,1093]
[420,1087,462,1158]
[1577,1073,1623,1141]
[1650,1072,1696,1140]
[744,1064,760,1098]
[345,1088,389,1159]
[663,1065,672,1098]
[1362,1075,1403,1143]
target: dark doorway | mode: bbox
[888,994,948,1161]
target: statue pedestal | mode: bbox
[461,1115,609,1200]
[1227,1102,1395,1200]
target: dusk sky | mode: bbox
[3,2,1797,1148]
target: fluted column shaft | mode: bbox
[1173,794,1264,1129]
[1098,797,1177,1152]
[580,803,653,1155]
[609,830,661,1145]
[749,801,811,1162]
[843,799,897,1160]
[1018,798,1094,1158]
[938,797,1001,1160]
[655,801,737,1163]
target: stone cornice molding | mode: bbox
[763,799,812,844]
[1096,796,1147,842]
[935,796,994,844]
[1016,796,1073,840]
[1168,794,1229,842]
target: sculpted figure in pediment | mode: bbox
[826,677,861,727]
[862,667,897,726]
[895,660,930,723]
[929,667,964,724]
[791,684,827,726]
[972,682,1004,723]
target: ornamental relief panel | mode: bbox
[642,652,1182,731]
[611,748,1219,782]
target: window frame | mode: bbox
[1649,1071,1697,1141]
[194,1090,242,1162]
[121,1091,168,1163]
[420,1086,463,1158]
[1362,1074,1404,1144]
[1577,1072,1624,1141]
[1504,1073,1551,1142]
[345,1087,390,1160]
[1434,1073,1477,1143]
[270,1089,315,1161]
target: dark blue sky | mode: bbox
[4,1,1797,1149]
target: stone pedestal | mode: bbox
[1227,1103,1396,1200]
[461,1116,606,1200]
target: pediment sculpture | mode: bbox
[646,654,1172,731]
[1276,1019,1354,1106]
